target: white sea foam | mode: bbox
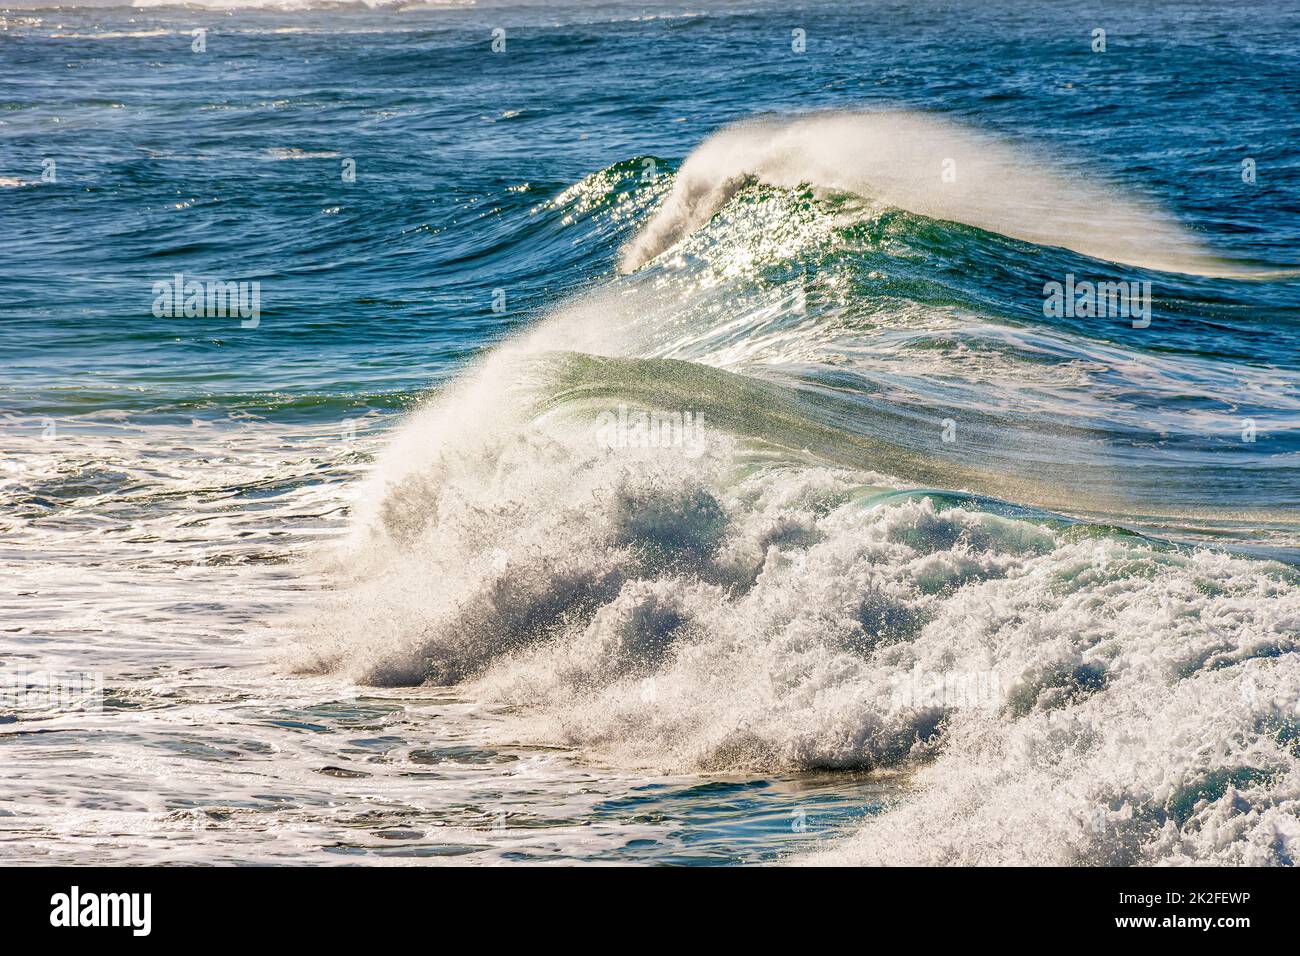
[287,114,1300,865]
[294,390,1300,864]
[291,335,1300,865]
[620,111,1252,277]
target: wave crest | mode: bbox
[290,115,1300,866]
[620,110,1249,277]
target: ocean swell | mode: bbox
[618,111,1253,278]
[289,111,1300,865]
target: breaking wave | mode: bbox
[287,110,1300,865]
[619,112,1266,278]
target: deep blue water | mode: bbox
[3,0,1297,422]
[3,0,1300,867]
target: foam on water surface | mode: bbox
[5,1,1299,866]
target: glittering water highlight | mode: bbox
[3,0,1299,866]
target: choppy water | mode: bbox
[2,0,1299,865]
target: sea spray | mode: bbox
[290,110,1300,865]
[618,111,1246,277]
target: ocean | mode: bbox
[2,0,1298,865]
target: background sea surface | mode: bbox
[2,0,1299,865]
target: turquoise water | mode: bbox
[3,0,1299,865]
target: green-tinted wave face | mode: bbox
[8,2,1300,870]
[478,138,1299,557]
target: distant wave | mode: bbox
[7,0,471,10]
[127,0,464,8]
[620,111,1266,278]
